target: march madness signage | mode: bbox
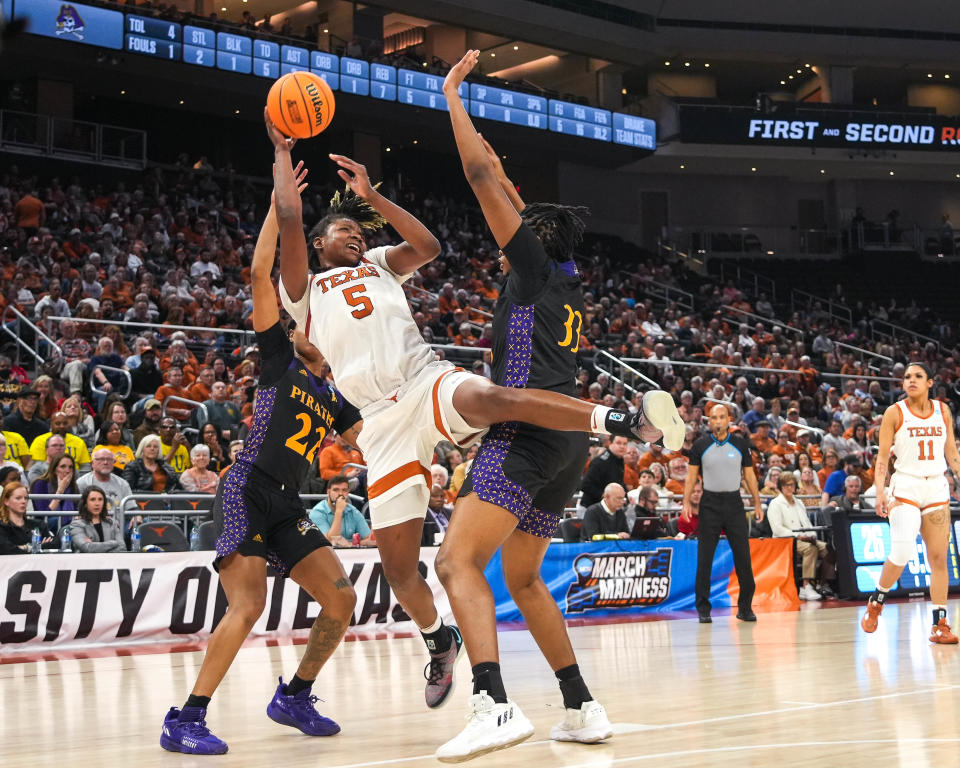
[0,550,449,650]
[486,538,800,621]
[565,549,672,613]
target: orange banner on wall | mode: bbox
[727,538,800,612]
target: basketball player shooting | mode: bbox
[265,109,684,711]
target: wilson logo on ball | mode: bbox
[267,72,336,139]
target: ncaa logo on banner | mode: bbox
[565,548,673,613]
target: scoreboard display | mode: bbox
[12,0,655,149]
[834,511,960,598]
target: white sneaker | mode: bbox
[550,700,613,743]
[800,584,822,601]
[435,693,534,763]
[641,390,685,451]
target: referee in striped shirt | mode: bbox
[682,404,763,623]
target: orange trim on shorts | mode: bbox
[922,500,950,511]
[367,461,431,499]
[432,370,457,442]
[894,496,921,509]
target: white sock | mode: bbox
[933,604,947,611]
[590,405,612,434]
[419,614,442,634]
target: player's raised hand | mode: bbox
[264,106,296,151]
[271,161,309,207]
[329,154,375,199]
[443,50,479,94]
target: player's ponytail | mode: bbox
[520,202,589,263]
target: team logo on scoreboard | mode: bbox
[55,4,86,40]
[565,548,672,613]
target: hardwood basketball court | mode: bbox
[3,601,958,767]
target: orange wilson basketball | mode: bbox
[266,72,336,139]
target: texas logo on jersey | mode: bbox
[55,5,86,40]
[565,549,673,613]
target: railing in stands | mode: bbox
[833,341,893,373]
[657,238,704,275]
[91,363,132,399]
[789,288,853,325]
[626,357,900,384]
[721,305,803,336]
[48,315,255,353]
[0,306,63,371]
[593,350,661,398]
[716,260,778,301]
[0,109,147,170]
[619,270,694,312]
[868,318,941,352]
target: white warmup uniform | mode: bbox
[885,398,950,565]
[279,246,483,527]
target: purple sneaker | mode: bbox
[266,677,341,736]
[424,625,464,709]
[160,706,228,755]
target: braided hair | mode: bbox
[308,183,388,268]
[519,202,589,262]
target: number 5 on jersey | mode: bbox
[344,284,373,318]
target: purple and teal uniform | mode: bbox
[458,223,589,537]
[212,321,360,573]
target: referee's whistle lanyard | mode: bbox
[710,431,730,445]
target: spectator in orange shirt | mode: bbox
[188,366,215,403]
[750,421,776,455]
[154,366,193,422]
[318,434,365,482]
[795,429,822,465]
[160,338,199,383]
[623,443,641,490]
[637,443,670,472]
[769,431,797,468]
[437,283,460,317]
[63,228,90,263]
[14,191,45,234]
[664,456,688,496]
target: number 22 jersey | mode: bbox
[235,321,360,489]
[279,246,436,412]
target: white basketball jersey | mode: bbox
[892,399,948,477]
[279,246,435,411]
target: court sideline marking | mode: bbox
[322,684,960,768]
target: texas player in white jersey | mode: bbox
[861,362,959,643]
[264,111,685,707]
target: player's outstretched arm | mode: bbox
[264,108,309,303]
[251,164,309,333]
[329,153,440,276]
[478,133,525,214]
[443,50,522,248]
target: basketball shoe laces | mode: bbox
[290,689,324,718]
[178,713,214,739]
[424,654,449,686]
